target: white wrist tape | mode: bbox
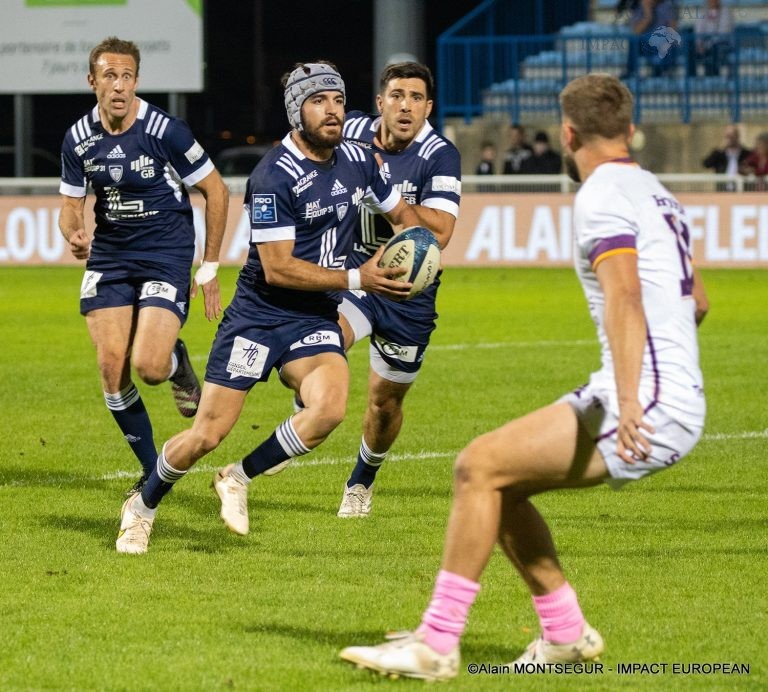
[347,268,361,290]
[194,260,219,285]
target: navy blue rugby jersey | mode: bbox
[60,99,215,264]
[239,132,402,318]
[342,110,461,272]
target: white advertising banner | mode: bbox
[1,193,767,267]
[0,0,203,93]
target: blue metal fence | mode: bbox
[437,23,768,127]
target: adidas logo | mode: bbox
[107,145,126,159]
[331,179,348,196]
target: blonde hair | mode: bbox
[559,74,633,142]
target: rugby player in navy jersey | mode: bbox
[115,61,420,553]
[335,62,461,517]
[59,37,228,496]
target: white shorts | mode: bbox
[562,384,704,489]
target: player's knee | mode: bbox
[367,395,402,428]
[305,391,346,436]
[190,425,225,456]
[453,437,500,489]
[133,355,167,385]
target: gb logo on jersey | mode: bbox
[130,155,155,179]
[380,162,392,182]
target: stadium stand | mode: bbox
[437,0,768,127]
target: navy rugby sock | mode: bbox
[141,448,187,508]
[241,417,310,478]
[347,437,387,489]
[104,384,157,479]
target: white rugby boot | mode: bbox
[116,492,155,554]
[212,464,249,535]
[512,623,604,664]
[337,483,373,518]
[340,631,459,681]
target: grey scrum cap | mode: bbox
[284,63,346,130]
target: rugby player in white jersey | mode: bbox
[114,61,420,554]
[339,73,709,681]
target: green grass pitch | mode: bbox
[0,266,765,690]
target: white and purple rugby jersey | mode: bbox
[239,133,402,317]
[342,111,461,270]
[573,161,705,424]
[60,99,214,264]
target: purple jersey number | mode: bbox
[663,213,693,297]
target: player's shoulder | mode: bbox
[63,106,100,146]
[343,111,377,148]
[412,121,459,163]
[135,99,186,141]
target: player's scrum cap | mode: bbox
[284,62,346,130]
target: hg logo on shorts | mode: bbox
[252,193,277,223]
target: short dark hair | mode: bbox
[89,36,140,76]
[379,62,434,100]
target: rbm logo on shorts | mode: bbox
[373,335,418,362]
[252,193,277,223]
[289,330,341,351]
[139,281,177,302]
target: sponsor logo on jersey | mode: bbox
[74,133,103,157]
[395,179,418,204]
[84,158,106,174]
[331,179,348,196]
[292,169,318,196]
[130,155,155,179]
[252,193,277,223]
[431,175,460,193]
[109,165,123,182]
[351,186,365,207]
[373,335,418,362]
[303,199,333,221]
[336,201,348,221]
[227,336,270,379]
[289,330,341,350]
[185,141,205,164]
[380,162,391,181]
[107,145,126,159]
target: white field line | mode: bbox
[1,432,765,488]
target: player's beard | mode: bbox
[300,120,343,150]
[564,153,581,183]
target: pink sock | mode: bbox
[532,582,585,644]
[416,570,481,655]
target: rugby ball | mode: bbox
[378,226,441,299]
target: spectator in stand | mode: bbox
[520,131,563,174]
[693,0,734,76]
[475,141,496,175]
[739,132,768,191]
[702,124,751,191]
[502,124,533,174]
[624,0,680,78]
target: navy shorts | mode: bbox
[205,290,346,391]
[338,287,437,380]
[79,258,191,325]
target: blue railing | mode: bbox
[437,26,768,127]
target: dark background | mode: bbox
[0,0,473,175]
